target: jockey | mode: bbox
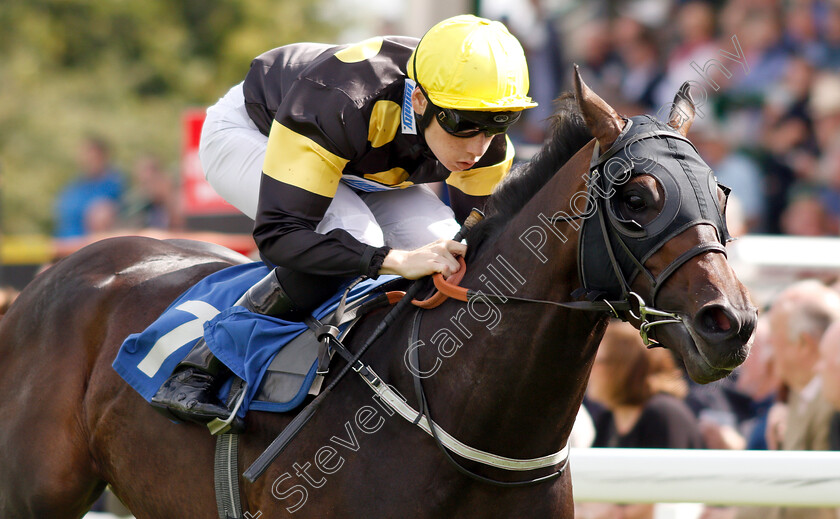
[152,14,536,426]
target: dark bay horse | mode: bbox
[0,72,756,518]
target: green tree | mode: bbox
[0,0,341,234]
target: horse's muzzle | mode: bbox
[691,303,757,370]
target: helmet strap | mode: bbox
[413,110,435,160]
[415,104,436,134]
[413,83,436,133]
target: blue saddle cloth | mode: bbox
[113,262,396,416]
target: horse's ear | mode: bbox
[668,82,695,137]
[574,64,625,149]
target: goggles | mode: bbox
[419,85,520,138]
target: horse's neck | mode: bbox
[466,139,597,304]
[415,140,605,455]
[477,140,597,300]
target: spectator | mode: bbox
[503,0,565,144]
[655,0,722,108]
[756,280,840,519]
[693,121,766,232]
[53,136,125,239]
[580,320,704,519]
[763,56,818,184]
[726,6,789,98]
[809,72,840,155]
[767,280,840,451]
[570,19,624,103]
[588,320,704,450]
[122,154,184,231]
[693,313,777,456]
[489,0,840,239]
[722,281,840,519]
[760,68,819,233]
[614,23,666,113]
[819,2,840,70]
[734,314,779,450]
[816,320,840,450]
[782,0,824,64]
[779,191,836,236]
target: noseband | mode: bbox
[570,116,732,344]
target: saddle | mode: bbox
[113,262,405,421]
[247,277,408,412]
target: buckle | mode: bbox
[317,337,332,375]
[315,324,340,342]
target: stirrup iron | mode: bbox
[208,379,248,435]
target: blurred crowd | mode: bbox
[506,0,840,237]
[51,0,840,241]
[53,135,184,241]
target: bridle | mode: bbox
[572,115,732,343]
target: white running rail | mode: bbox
[571,448,840,507]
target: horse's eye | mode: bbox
[624,194,646,212]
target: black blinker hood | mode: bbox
[577,115,732,302]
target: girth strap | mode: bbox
[307,311,571,473]
[361,365,570,471]
[214,433,242,519]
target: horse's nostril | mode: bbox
[697,305,737,337]
[711,308,731,332]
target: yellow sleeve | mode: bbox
[262,120,350,198]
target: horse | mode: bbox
[0,70,756,518]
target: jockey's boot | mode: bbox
[150,267,344,429]
[237,265,299,317]
[150,338,240,428]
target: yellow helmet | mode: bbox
[408,15,537,111]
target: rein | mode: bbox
[381,118,735,485]
[411,257,680,346]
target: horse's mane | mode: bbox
[465,93,593,257]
